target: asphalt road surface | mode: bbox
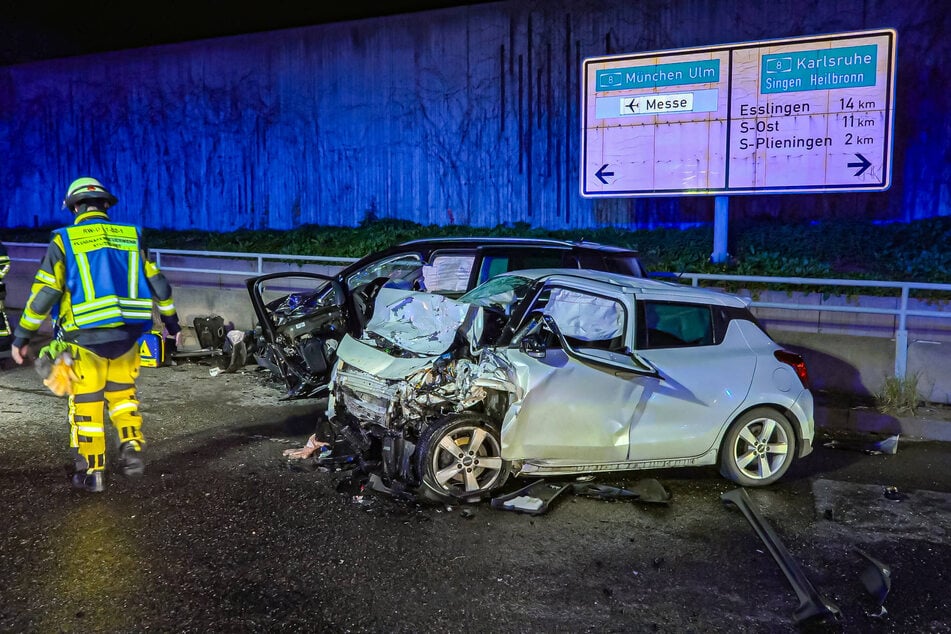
[1,358,949,633]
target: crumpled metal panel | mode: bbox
[499,349,634,463]
[335,334,440,380]
[364,287,471,356]
[334,365,399,424]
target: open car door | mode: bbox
[246,272,350,398]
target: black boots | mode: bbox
[70,442,144,492]
[72,470,105,493]
[118,441,145,477]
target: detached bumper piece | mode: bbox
[721,487,841,625]
[490,478,672,515]
[855,547,892,618]
[571,480,671,505]
[490,479,573,515]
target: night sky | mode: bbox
[0,0,496,66]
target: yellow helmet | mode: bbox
[63,177,118,211]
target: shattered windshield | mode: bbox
[458,274,534,313]
[346,253,424,290]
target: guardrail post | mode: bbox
[894,286,910,378]
[895,330,908,379]
[712,196,729,264]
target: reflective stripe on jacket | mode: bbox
[53,220,154,331]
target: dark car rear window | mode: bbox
[574,252,646,277]
[477,251,568,284]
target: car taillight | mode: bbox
[774,350,809,389]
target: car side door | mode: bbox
[499,282,647,463]
[624,299,756,461]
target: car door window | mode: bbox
[421,254,476,294]
[516,285,626,352]
[637,301,713,349]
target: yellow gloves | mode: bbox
[36,342,79,397]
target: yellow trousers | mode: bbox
[67,344,144,474]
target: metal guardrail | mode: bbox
[149,248,359,275]
[658,272,951,377]
[2,243,359,274]
[5,242,950,377]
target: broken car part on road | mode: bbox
[489,477,672,515]
[721,487,841,625]
[855,547,892,618]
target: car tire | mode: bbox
[719,407,796,487]
[416,413,509,503]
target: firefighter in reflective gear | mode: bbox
[0,241,10,342]
[11,177,182,493]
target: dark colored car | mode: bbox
[246,237,647,398]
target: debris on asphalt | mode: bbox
[490,478,672,515]
[170,315,251,374]
[883,486,907,502]
[855,547,891,618]
[365,473,418,502]
[722,487,841,625]
[502,496,545,512]
[282,434,331,460]
[823,434,900,455]
[490,480,572,515]
[572,479,671,505]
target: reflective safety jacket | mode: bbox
[0,243,8,337]
[54,220,154,330]
[13,209,180,349]
[0,243,10,280]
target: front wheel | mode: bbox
[719,407,796,487]
[416,413,509,502]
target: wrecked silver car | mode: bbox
[327,269,816,502]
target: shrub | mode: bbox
[875,374,921,416]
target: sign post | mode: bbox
[581,29,898,210]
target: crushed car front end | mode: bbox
[327,287,520,498]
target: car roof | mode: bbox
[398,236,639,254]
[340,236,646,281]
[494,268,749,307]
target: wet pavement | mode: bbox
[1,358,949,632]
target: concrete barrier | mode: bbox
[769,330,951,404]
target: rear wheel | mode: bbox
[719,407,796,487]
[416,413,509,502]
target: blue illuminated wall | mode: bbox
[0,0,947,231]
